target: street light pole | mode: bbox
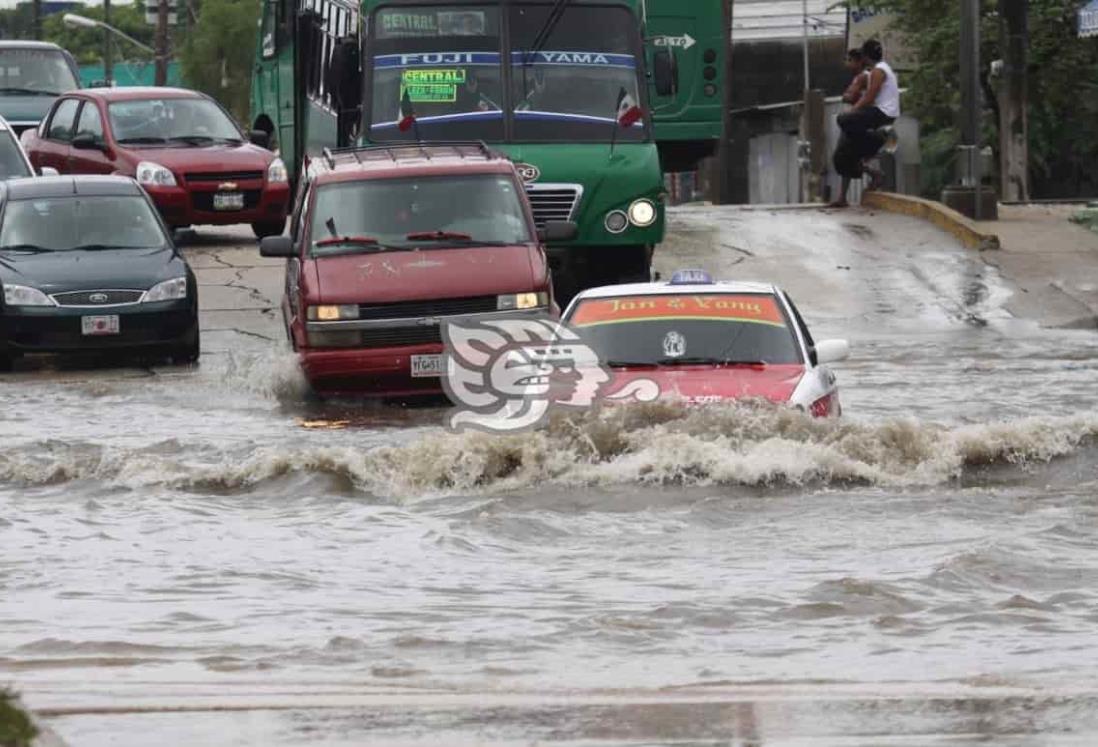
[960,0,982,220]
[103,0,113,85]
[63,14,158,56]
[155,0,169,86]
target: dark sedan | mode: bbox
[0,175,199,369]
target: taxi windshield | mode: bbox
[568,293,803,365]
[309,174,532,254]
[0,196,167,252]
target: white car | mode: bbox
[0,115,52,179]
[560,270,851,416]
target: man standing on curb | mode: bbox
[829,39,900,208]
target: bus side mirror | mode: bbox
[653,50,679,97]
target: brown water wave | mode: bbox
[1,403,1095,496]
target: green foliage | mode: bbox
[0,689,38,747]
[41,3,157,66]
[853,0,1098,198]
[179,0,259,122]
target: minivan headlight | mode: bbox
[144,277,188,302]
[498,292,548,311]
[307,304,359,321]
[136,161,177,187]
[267,157,288,183]
[3,283,53,306]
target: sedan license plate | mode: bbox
[411,354,445,378]
[213,192,244,211]
[82,315,119,336]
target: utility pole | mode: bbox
[32,0,41,40]
[155,0,169,86]
[960,0,981,219]
[103,0,113,85]
[715,0,735,204]
[998,0,1028,201]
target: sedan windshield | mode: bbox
[310,174,531,254]
[568,294,803,365]
[0,196,167,251]
[108,98,243,143]
[0,131,31,179]
[0,48,77,95]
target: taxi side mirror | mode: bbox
[259,235,294,257]
[653,50,679,97]
[814,339,850,364]
[538,221,578,243]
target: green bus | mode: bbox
[251,0,698,296]
[644,0,727,173]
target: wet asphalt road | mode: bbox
[3,208,1098,746]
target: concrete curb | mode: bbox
[861,192,1001,251]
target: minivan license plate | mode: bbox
[411,354,445,378]
[82,315,119,336]
[213,192,244,211]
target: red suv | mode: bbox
[260,143,568,396]
[23,87,290,238]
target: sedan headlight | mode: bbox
[628,198,657,227]
[3,283,53,307]
[498,292,548,311]
[135,161,177,187]
[307,304,359,321]
[144,277,188,302]
[267,157,288,184]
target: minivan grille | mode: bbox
[525,185,581,228]
[185,171,264,183]
[357,296,497,320]
[358,327,442,348]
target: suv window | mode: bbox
[74,102,104,142]
[47,98,79,142]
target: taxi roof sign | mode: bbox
[669,269,714,285]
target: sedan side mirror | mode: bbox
[259,235,295,257]
[814,339,850,365]
[537,220,578,243]
[652,50,679,97]
[249,129,271,149]
[38,166,59,176]
[71,133,103,151]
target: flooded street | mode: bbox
[4,206,1098,745]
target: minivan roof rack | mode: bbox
[319,141,502,169]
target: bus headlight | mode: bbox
[604,210,628,234]
[628,199,657,227]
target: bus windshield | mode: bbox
[368,4,645,143]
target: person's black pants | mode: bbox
[833,107,895,179]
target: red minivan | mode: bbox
[23,87,290,238]
[259,143,567,397]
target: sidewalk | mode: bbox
[976,204,1098,329]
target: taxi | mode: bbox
[561,270,850,416]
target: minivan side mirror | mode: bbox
[538,221,578,243]
[259,235,295,257]
[71,133,103,151]
[652,50,679,97]
[814,339,850,365]
[249,129,271,149]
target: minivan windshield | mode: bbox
[0,196,167,251]
[108,97,243,144]
[567,293,803,365]
[0,130,31,179]
[309,174,531,254]
[0,48,77,95]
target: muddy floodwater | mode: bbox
[3,207,1098,745]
